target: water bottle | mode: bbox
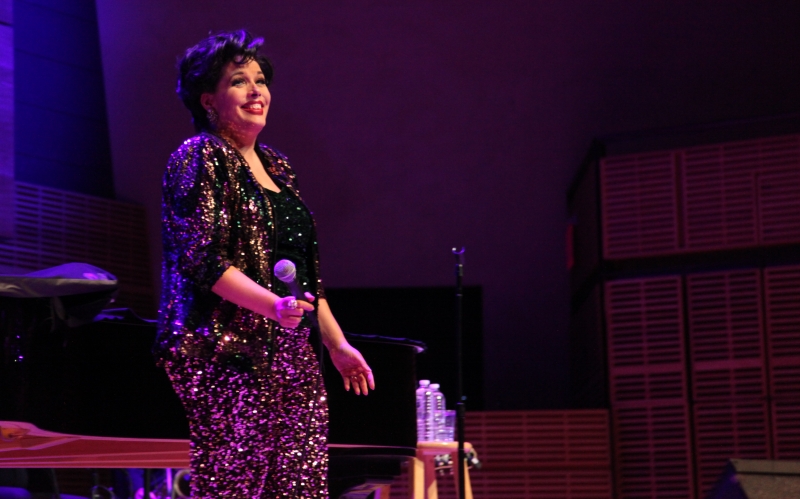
[416,380,431,441]
[430,383,446,441]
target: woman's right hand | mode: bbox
[273,295,314,329]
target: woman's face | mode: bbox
[202,59,270,140]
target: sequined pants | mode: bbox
[164,326,328,498]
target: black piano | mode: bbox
[0,265,424,498]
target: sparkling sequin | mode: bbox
[158,132,325,360]
[158,132,328,497]
[164,326,327,498]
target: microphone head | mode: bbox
[274,259,297,283]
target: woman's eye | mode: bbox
[232,78,245,86]
[257,78,267,85]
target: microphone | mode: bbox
[274,259,318,328]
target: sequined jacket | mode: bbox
[157,132,324,362]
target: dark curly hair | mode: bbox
[177,30,274,132]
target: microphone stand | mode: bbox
[452,247,466,499]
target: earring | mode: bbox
[206,108,218,127]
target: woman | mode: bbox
[157,30,374,498]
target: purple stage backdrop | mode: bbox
[93,1,800,409]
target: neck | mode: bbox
[216,127,259,155]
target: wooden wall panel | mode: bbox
[388,410,612,499]
[0,182,155,316]
[693,400,771,497]
[590,134,800,499]
[601,151,680,259]
[598,134,800,259]
[463,410,611,471]
[0,20,13,239]
[758,168,800,245]
[613,402,695,499]
[682,135,800,251]
[12,0,113,197]
[764,265,800,460]
[605,277,688,409]
[772,400,800,460]
[764,265,800,370]
[604,276,695,498]
[605,277,686,370]
[0,0,9,25]
[686,270,767,401]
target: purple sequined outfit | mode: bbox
[158,133,328,498]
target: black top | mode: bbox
[264,186,316,327]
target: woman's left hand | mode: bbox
[329,343,375,395]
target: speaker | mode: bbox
[706,459,800,498]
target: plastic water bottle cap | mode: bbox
[419,380,430,387]
[430,383,440,389]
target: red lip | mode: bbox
[241,101,265,115]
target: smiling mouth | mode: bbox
[241,102,265,115]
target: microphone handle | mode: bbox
[285,277,325,375]
[286,280,319,329]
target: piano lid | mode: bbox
[1,305,423,451]
[0,421,417,469]
[0,263,118,299]
[0,421,190,468]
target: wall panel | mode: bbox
[772,400,800,460]
[387,410,612,499]
[686,270,767,401]
[13,0,112,197]
[613,402,695,499]
[0,182,155,316]
[764,265,800,460]
[598,134,800,260]
[693,400,771,497]
[0,0,11,24]
[604,276,694,498]
[605,276,688,407]
[0,20,12,238]
[758,168,800,244]
[601,151,680,259]
[682,135,800,251]
[582,127,800,499]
